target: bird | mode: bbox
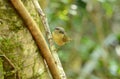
[52,27,71,46]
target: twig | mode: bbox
[0,55,20,79]
[32,0,54,51]
[0,55,16,69]
[32,0,67,79]
[10,0,61,79]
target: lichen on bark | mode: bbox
[0,0,51,79]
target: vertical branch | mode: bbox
[32,0,67,79]
[32,0,54,51]
[10,0,61,79]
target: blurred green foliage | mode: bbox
[45,0,120,79]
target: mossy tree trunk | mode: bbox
[0,0,51,79]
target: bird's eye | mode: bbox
[55,28,59,30]
[59,31,64,34]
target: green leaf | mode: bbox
[102,2,113,18]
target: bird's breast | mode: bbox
[52,32,65,46]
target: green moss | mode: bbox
[0,0,24,33]
[0,37,23,54]
[0,58,4,79]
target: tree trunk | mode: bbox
[0,0,51,79]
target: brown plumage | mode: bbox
[52,27,71,46]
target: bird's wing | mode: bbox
[62,34,69,42]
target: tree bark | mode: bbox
[0,0,51,79]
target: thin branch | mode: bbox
[10,0,61,79]
[32,0,67,79]
[0,54,16,69]
[0,55,20,79]
[32,0,54,51]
